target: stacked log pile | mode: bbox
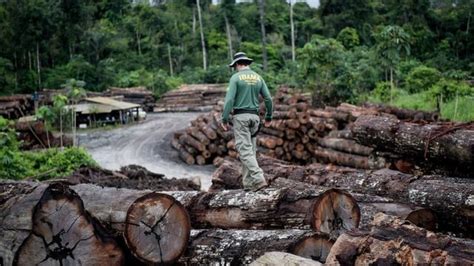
[155,84,226,112]
[2,176,472,264]
[106,86,155,112]
[171,88,389,169]
[0,95,33,119]
[14,119,71,149]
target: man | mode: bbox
[221,52,273,191]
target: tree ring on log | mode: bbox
[311,189,360,237]
[125,192,191,264]
[13,183,124,265]
[289,234,334,263]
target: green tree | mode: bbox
[62,79,86,146]
[373,25,411,103]
[405,65,441,93]
[336,27,360,49]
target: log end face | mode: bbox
[290,234,334,263]
[311,189,360,238]
[125,192,191,264]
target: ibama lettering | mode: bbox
[239,74,261,85]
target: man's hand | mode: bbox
[264,120,271,128]
[220,122,229,131]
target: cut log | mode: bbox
[363,102,440,122]
[289,234,334,263]
[186,126,210,145]
[312,147,372,169]
[180,229,322,265]
[270,178,437,232]
[352,115,474,177]
[2,183,124,265]
[358,202,437,231]
[124,193,191,264]
[325,213,474,265]
[312,189,360,238]
[316,137,373,156]
[318,168,474,237]
[250,252,322,266]
[0,181,360,234]
[179,133,206,152]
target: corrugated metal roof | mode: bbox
[67,103,114,114]
[85,97,140,110]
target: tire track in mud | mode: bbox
[78,112,215,190]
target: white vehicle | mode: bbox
[131,108,147,120]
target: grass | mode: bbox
[367,90,474,122]
[440,96,474,122]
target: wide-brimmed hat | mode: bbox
[229,52,253,67]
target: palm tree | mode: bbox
[374,25,410,103]
[36,106,54,148]
[52,94,68,148]
[62,79,87,146]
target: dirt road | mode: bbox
[78,113,215,190]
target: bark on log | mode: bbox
[318,168,474,237]
[363,102,440,122]
[270,178,437,232]
[312,147,372,169]
[352,115,474,177]
[316,137,373,156]
[325,213,474,265]
[180,229,323,265]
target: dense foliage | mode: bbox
[0,0,472,119]
[0,117,97,180]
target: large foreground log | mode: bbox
[352,115,474,177]
[180,229,327,265]
[1,183,124,265]
[1,182,191,264]
[326,213,474,265]
[211,157,471,237]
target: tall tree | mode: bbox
[374,25,410,103]
[196,0,207,70]
[258,0,268,71]
[289,0,295,62]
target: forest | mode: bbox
[0,0,473,120]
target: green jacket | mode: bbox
[222,68,273,123]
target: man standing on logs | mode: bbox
[221,52,273,191]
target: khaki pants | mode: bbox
[232,113,267,189]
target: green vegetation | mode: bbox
[0,0,472,120]
[0,117,97,180]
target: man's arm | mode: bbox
[222,76,238,124]
[261,79,273,123]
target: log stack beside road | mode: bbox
[155,84,226,112]
[0,95,33,119]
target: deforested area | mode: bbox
[1,0,473,265]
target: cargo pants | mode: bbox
[232,113,267,190]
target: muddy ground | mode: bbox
[77,113,215,190]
